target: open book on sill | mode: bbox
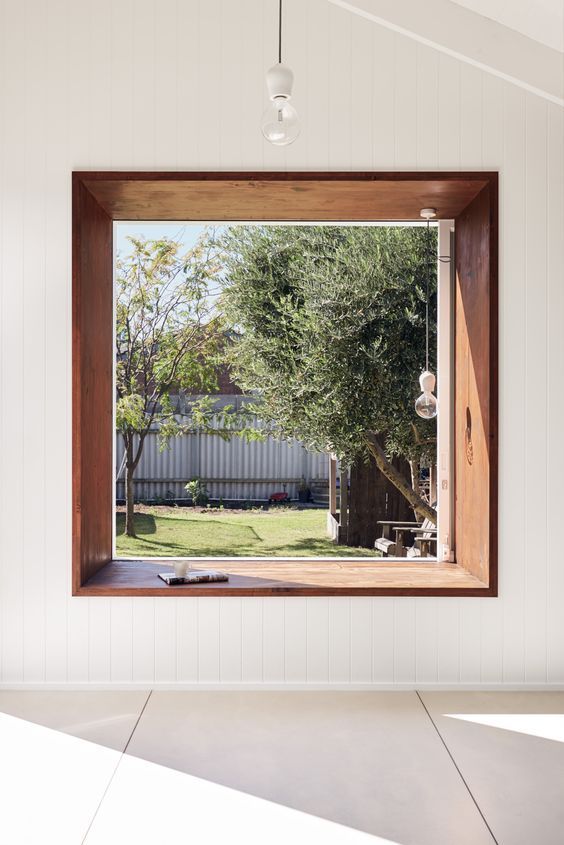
[158,570,229,586]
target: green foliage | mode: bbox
[116,234,256,475]
[218,224,437,467]
[116,234,222,444]
[184,478,210,507]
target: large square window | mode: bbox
[72,172,497,596]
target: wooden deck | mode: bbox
[79,557,491,597]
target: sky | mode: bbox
[115,222,205,258]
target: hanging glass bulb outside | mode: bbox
[415,370,438,419]
[261,1,300,146]
[415,208,438,420]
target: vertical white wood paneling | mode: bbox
[459,64,483,166]
[176,0,199,169]
[67,600,89,683]
[306,598,329,683]
[219,0,243,170]
[416,45,439,170]
[88,0,112,167]
[351,14,374,168]
[328,598,351,683]
[393,599,416,683]
[371,24,395,168]
[241,597,263,682]
[88,599,111,683]
[415,599,438,683]
[524,94,549,683]
[305,0,330,170]
[393,36,417,169]
[501,84,527,682]
[437,53,460,168]
[22,0,47,682]
[110,0,134,167]
[284,598,307,683]
[350,597,372,683]
[219,597,242,682]
[460,603,481,684]
[44,0,71,683]
[437,603,460,684]
[262,598,285,682]
[372,599,394,682]
[132,0,156,169]
[0,0,563,688]
[154,0,178,169]
[239,0,265,172]
[284,0,308,171]
[110,598,133,683]
[132,598,155,683]
[197,597,220,682]
[176,598,199,682]
[0,0,25,683]
[328,2,352,170]
[546,102,564,683]
[154,597,177,682]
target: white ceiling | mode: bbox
[450,0,564,52]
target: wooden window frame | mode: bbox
[72,171,498,597]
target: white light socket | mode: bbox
[265,62,294,101]
[419,370,436,393]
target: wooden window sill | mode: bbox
[76,558,494,597]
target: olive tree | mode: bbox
[218,224,437,522]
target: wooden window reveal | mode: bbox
[72,172,498,597]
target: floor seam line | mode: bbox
[80,690,153,844]
[80,753,124,844]
[415,690,499,845]
[123,689,153,755]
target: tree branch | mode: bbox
[365,432,437,523]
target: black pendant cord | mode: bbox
[278,0,282,63]
[425,219,430,373]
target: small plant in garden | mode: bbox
[185,478,210,507]
[297,477,310,503]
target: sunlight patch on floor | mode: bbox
[0,709,398,844]
[85,751,399,844]
[445,713,564,743]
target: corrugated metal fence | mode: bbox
[116,425,329,502]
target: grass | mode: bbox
[115,506,377,558]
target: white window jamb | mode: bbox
[436,219,454,562]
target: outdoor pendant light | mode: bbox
[415,208,438,420]
[261,0,300,146]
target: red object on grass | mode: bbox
[269,492,289,503]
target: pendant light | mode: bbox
[261,0,300,146]
[415,209,438,420]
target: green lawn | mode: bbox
[116,506,376,558]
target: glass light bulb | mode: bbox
[415,391,438,420]
[261,99,300,146]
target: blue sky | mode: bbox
[115,222,206,257]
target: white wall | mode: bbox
[0,0,563,687]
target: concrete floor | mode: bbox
[0,690,562,844]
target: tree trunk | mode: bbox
[345,451,412,548]
[124,437,136,538]
[409,458,425,521]
[366,433,437,524]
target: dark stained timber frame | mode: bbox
[72,171,498,597]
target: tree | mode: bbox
[218,224,437,523]
[116,234,226,537]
